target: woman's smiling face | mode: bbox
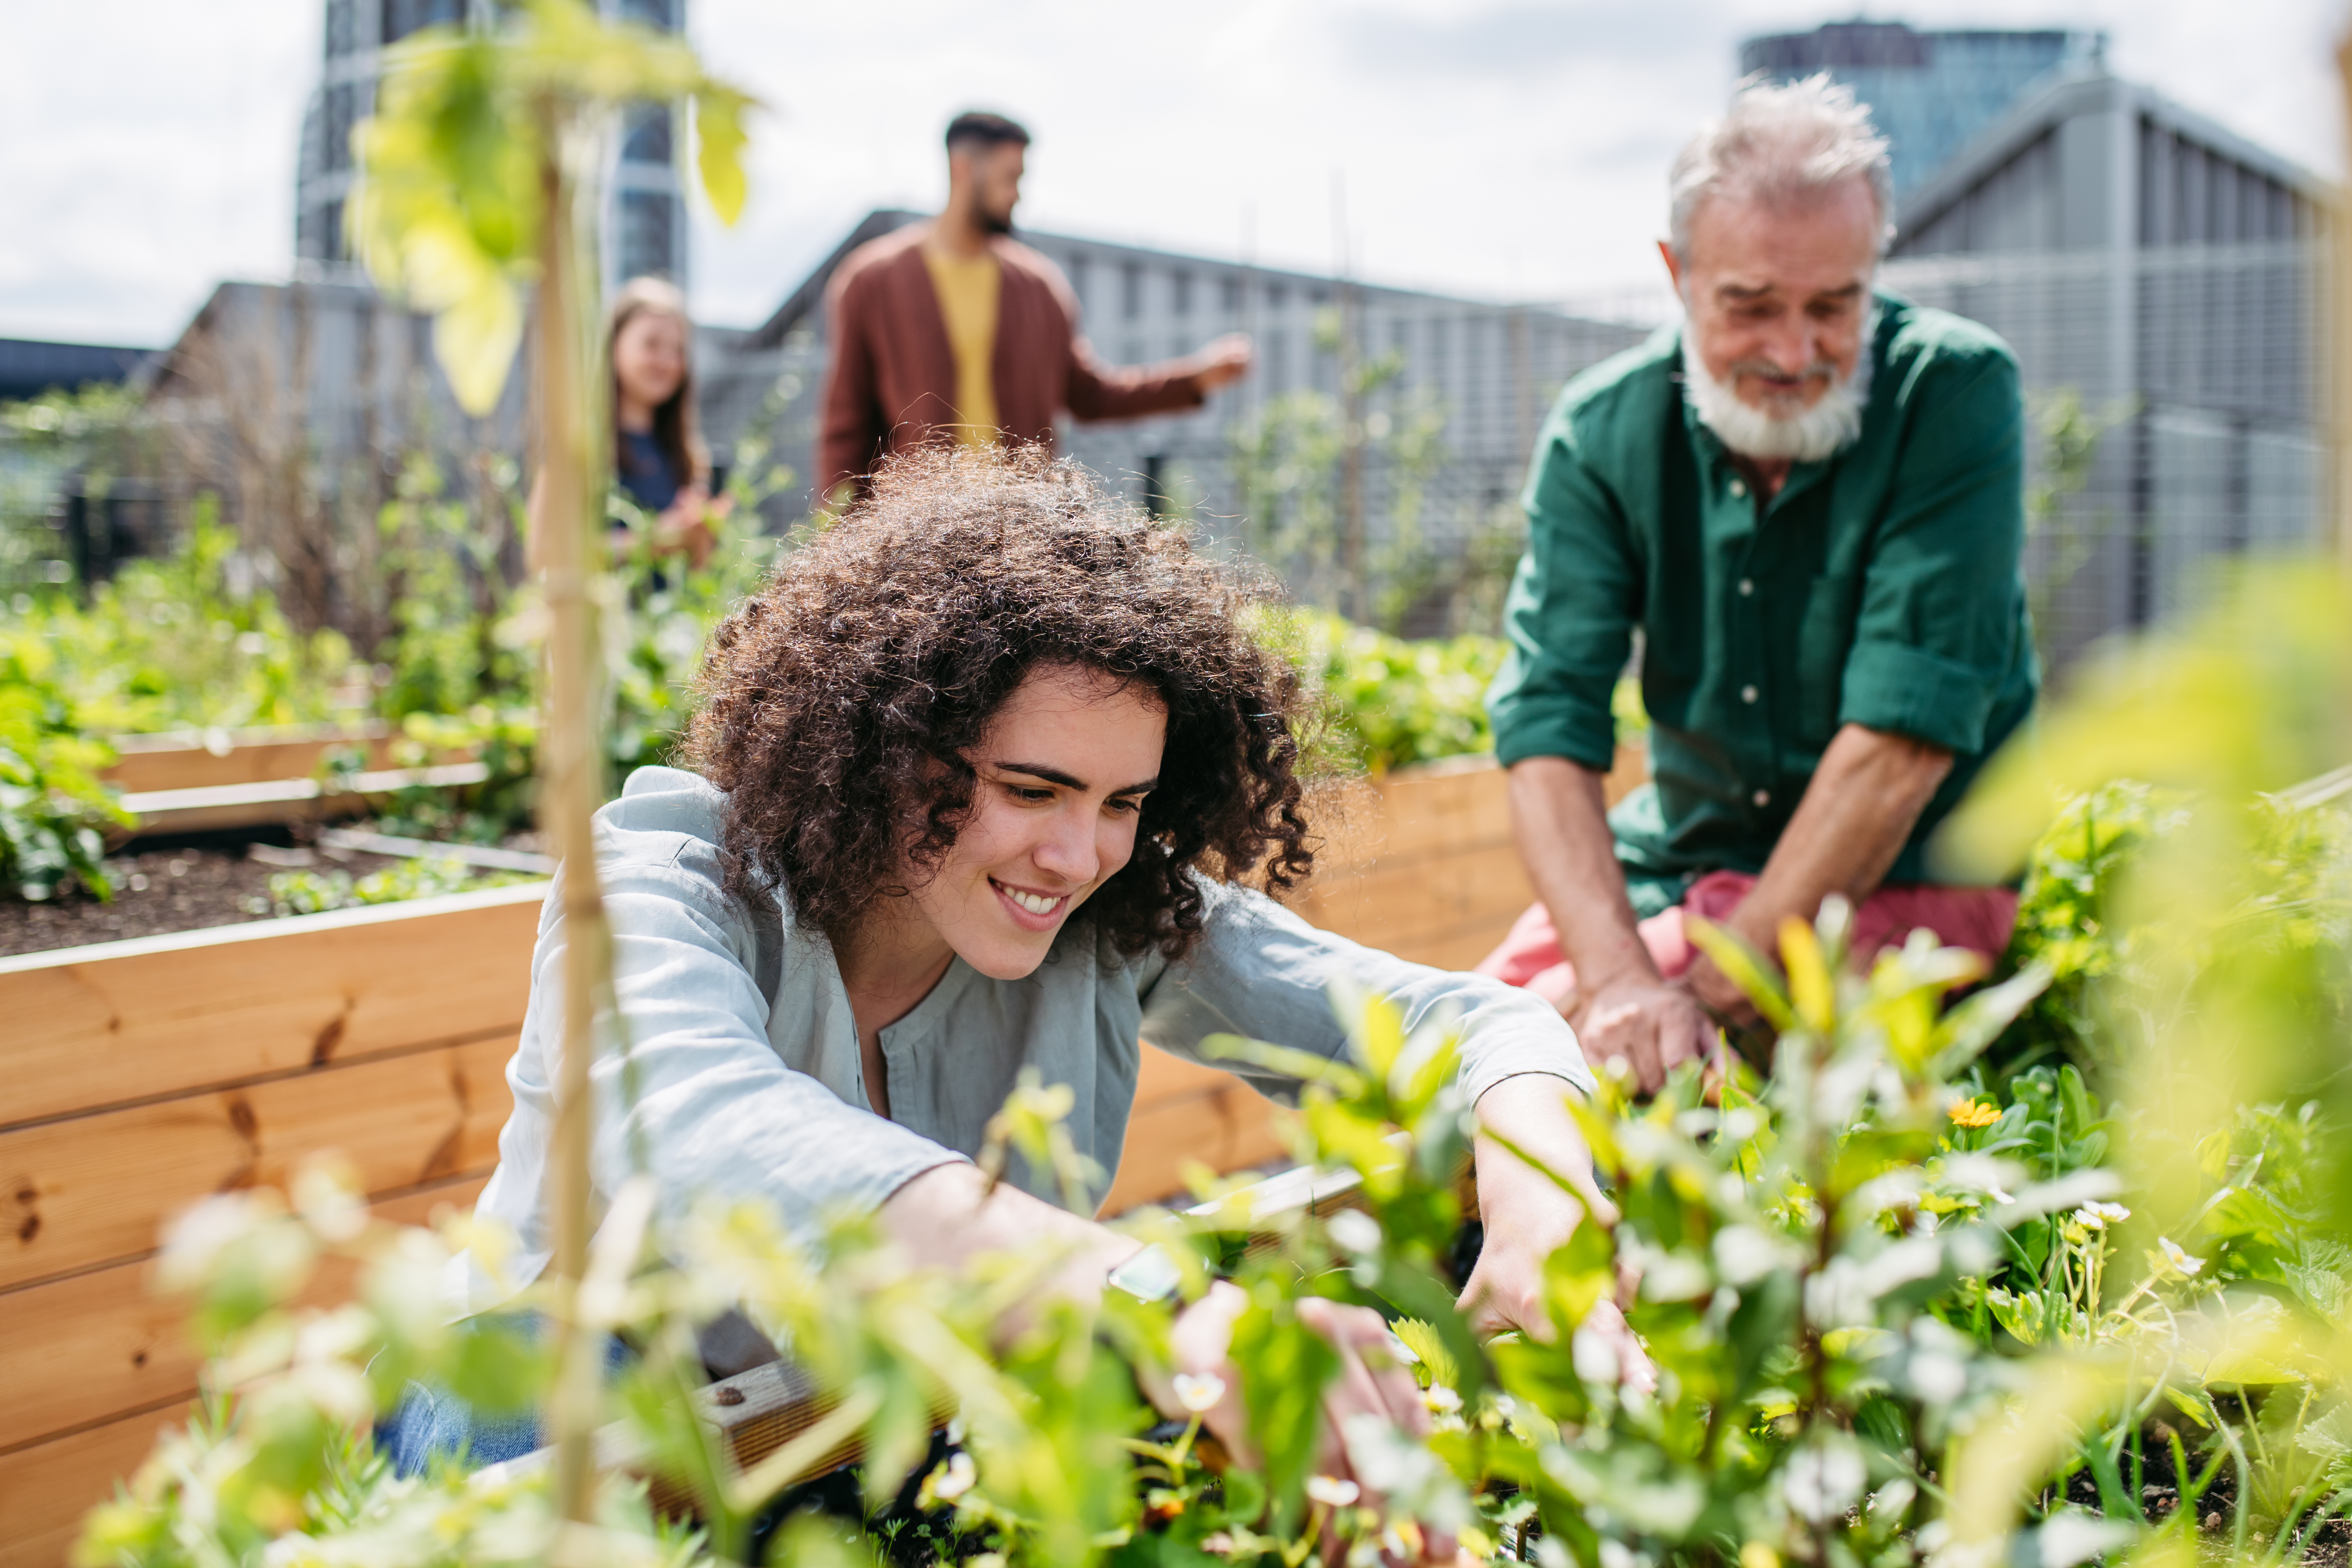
[907,663,1167,980]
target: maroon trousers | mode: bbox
[1475,870,2020,1009]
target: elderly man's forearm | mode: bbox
[1726,723,1952,949]
[1506,756,1654,986]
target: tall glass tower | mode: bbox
[295,0,690,293]
[1739,22,2107,198]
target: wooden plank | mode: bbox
[0,882,544,1131]
[0,1172,492,1457]
[0,1259,191,1458]
[0,1410,173,1568]
[1128,1040,1242,1107]
[1102,1045,1289,1217]
[1298,841,1536,952]
[1102,1089,1287,1216]
[0,1037,514,1293]
[1381,921,1526,976]
[101,723,396,795]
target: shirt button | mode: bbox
[1738,578,1755,596]
[1741,684,1759,704]
[1729,478,1747,499]
[1752,788,1772,808]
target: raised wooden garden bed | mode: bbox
[100,723,486,838]
[0,747,1645,1564]
[0,883,542,1568]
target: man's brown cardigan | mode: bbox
[818,222,1208,499]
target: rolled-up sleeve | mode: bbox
[1837,350,2029,757]
[1136,879,1594,1108]
[1487,408,1640,773]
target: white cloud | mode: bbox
[0,0,2340,344]
[0,0,316,344]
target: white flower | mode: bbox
[1908,1351,1967,1405]
[930,1451,976,1502]
[1172,1371,1227,1414]
[1423,1384,1462,1414]
[2158,1236,2206,1277]
[2073,1201,2131,1230]
[1783,1438,1866,1525]
[1306,1475,1361,1508]
[1327,1208,1383,1256]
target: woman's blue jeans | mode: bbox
[374,1319,633,1478]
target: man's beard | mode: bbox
[1680,322,1874,464]
[977,205,1015,237]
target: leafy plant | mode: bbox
[375,453,530,723]
[0,630,129,898]
[248,852,533,918]
[1254,607,1505,774]
[5,501,361,735]
[1936,558,2352,1567]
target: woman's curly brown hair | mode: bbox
[684,444,1315,961]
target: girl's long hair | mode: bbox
[606,276,708,490]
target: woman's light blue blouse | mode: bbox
[458,766,1592,1310]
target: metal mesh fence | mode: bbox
[1880,239,2331,669]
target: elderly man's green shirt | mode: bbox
[1487,295,2039,915]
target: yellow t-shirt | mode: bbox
[921,246,1001,444]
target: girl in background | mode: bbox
[607,276,729,569]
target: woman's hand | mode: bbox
[650,484,722,569]
[1456,1075,1654,1392]
[1141,1282,1455,1561]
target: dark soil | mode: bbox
[2050,1421,2352,1568]
[2,834,415,957]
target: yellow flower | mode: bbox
[1948,1097,2000,1128]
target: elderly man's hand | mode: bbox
[1565,977,1715,1095]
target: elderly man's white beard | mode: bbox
[1680,324,1874,464]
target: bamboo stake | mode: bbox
[2338,34,2352,565]
[532,105,614,1534]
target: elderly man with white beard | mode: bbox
[1477,76,2039,1091]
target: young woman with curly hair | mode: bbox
[421,447,1640,1499]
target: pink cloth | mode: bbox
[1475,870,2019,1003]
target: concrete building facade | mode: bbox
[296,0,691,295]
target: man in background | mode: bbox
[1480,76,2039,1091]
[819,111,1252,503]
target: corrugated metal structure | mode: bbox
[1879,71,2334,668]
[699,211,1647,633]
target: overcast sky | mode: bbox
[2,0,2345,347]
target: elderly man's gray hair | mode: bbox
[1668,73,1895,261]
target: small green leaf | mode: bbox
[1389,1318,1458,1392]
[695,85,752,226]
[1779,915,1833,1034]
[1685,915,1795,1033]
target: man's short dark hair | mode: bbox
[945,111,1030,153]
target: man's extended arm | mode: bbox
[1063,333,1245,422]
[1506,756,1713,1091]
[1685,722,1951,1024]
